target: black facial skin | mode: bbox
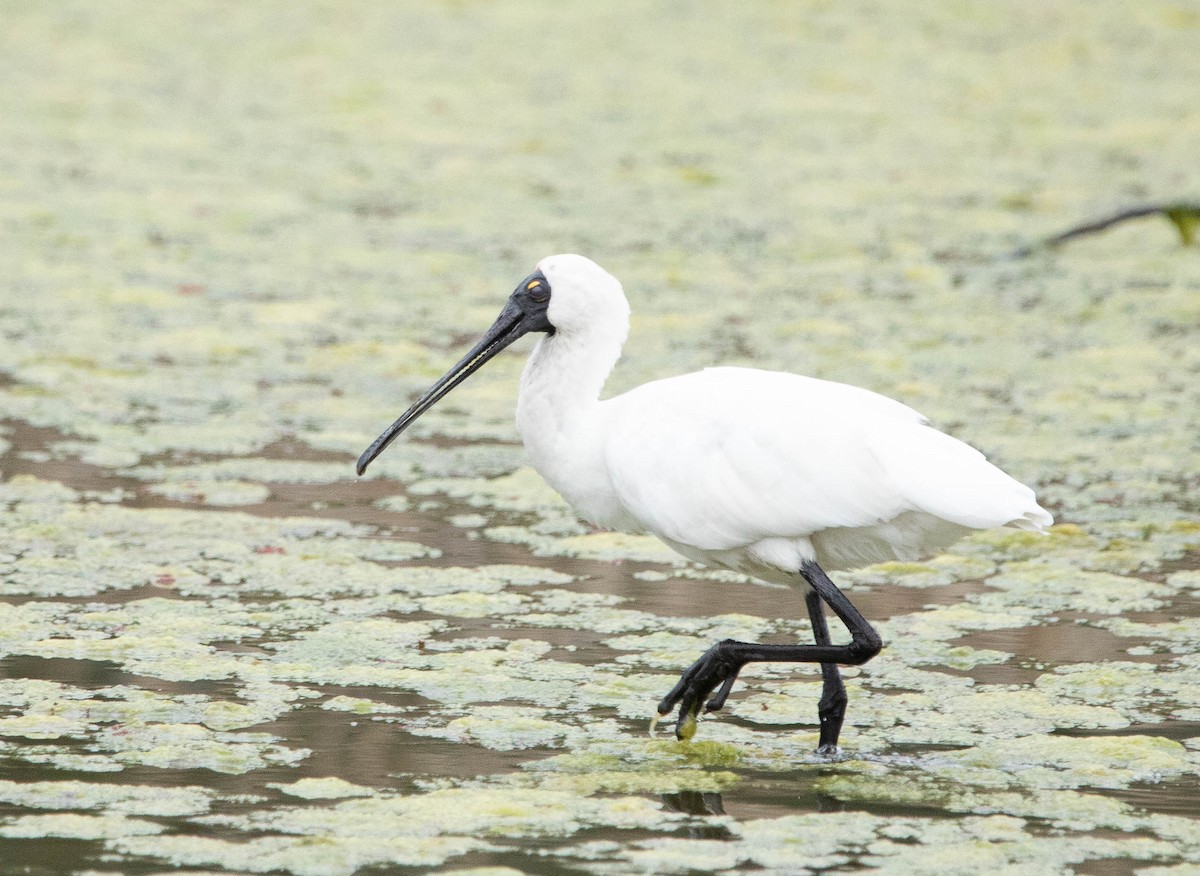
[355,269,554,475]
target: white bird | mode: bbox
[358,254,1052,752]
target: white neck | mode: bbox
[511,260,634,529]
[515,318,626,450]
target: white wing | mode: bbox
[602,367,1048,553]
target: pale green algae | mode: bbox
[112,787,687,876]
[484,523,684,563]
[2,482,1200,872]
[2,0,1200,873]
[563,811,1177,875]
[1036,661,1200,723]
[146,478,272,506]
[319,695,406,715]
[123,458,358,486]
[0,475,438,600]
[272,777,375,800]
[0,680,309,774]
[0,813,164,839]
[0,779,213,816]
[111,833,493,876]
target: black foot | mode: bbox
[815,666,847,752]
[657,639,745,740]
[816,714,845,754]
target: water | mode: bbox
[2,2,1199,873]
[2,419,1198,873]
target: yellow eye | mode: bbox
[526,280,542,291]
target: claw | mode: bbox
[657,642,749,742]
[657,674,689,716]
[676,703,699,741]
[705,673,738,712]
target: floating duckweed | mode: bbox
[589,810,1180,875]
[619,837,744,874]
[388,564,574,597]
[116,787,686,875]
[1167,570,1200,592]
[374,493,410,513]
[525,734,745,778]
[1097,616,1200,655]
[0,813,164,840]
[88,723,309,774]
[267,618,446,670]
[0,779,212,816]
[411,467,568,514]
[605,631,712,668]
[52,440,142,468]
[633,570,672,582]
[0,676,312,768]
[147,479,272,506]
[125,458,355,485]
[437,707,575,751]
[944,734,1198,790]
[0,678,296,735]
[670,739,742,767]
[879,601,1042,644]
[273,778,375,800]
[1036,662,1200,723]
[863,553,1002,589]
[0,743,124,773]
[112,833,493,876]
[0,714,89,740]
[816,770,1158,832]
[982,562,1171,614]
[419,589,532,618]
[320,695,406,715]
[0,484,403,599]
[485,524,684,563]
[734,679,843,725]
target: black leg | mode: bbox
[657,559,881,747]
[806,589,847,753]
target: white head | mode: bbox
[355,254,630,474]
[537,254,631,337]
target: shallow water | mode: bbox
[3,2,1200,874]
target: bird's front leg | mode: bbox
[657,639,748,740]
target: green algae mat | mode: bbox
[2,2,1200,874]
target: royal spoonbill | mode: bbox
[357,254,1052,752]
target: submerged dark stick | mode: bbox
[1007,202,1200,259]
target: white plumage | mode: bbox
[514,255,1050,586]
[358,253,1052,752]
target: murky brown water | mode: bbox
[3,418,1199,875]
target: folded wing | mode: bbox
[603,367,1049,554]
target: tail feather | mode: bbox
[871,423,1052,533]
[1009,505,1054,532]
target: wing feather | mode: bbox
[602,367,1048,553]
[604,368,916,549]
